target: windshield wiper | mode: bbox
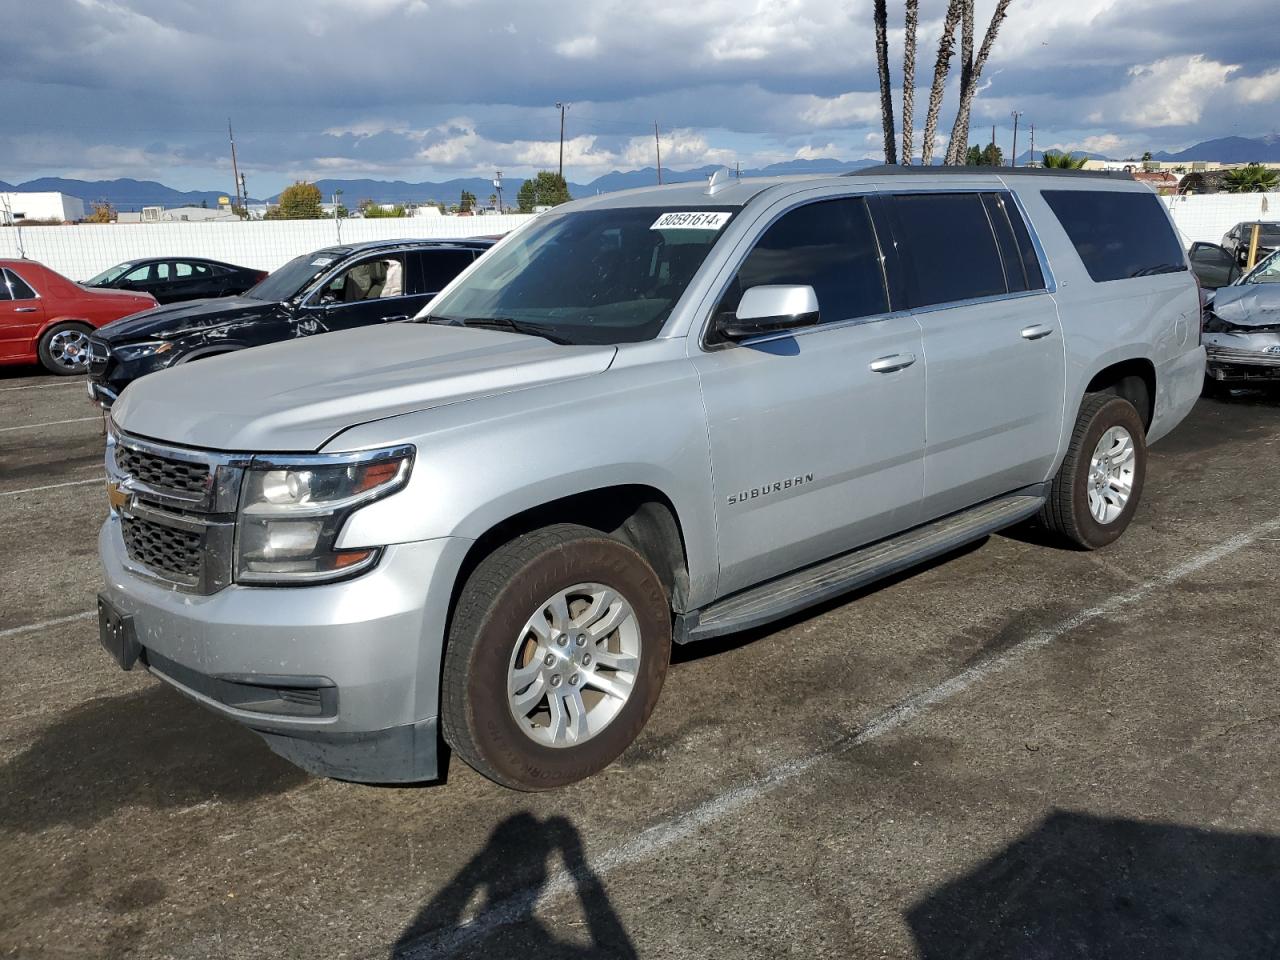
[422,315,573,345]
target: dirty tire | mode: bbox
[442,523,671,791]
[1040,393,1147,550]
[36,321,93,375]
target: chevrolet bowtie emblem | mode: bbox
[106,479,130,511]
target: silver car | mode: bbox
[96,167,1204,790]
[1202,249,1280,393]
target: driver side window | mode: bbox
[713,197,889,334]
[317,256,404,304]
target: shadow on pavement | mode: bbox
[391,812,636,960]
[908,810,1280,959]
[0,684,308,832]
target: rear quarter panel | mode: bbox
[1013,182,1203,463]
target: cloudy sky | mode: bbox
[3,0,1277,194]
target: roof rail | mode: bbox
[845,164,1133,181]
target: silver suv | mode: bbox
[97,168,1205,790]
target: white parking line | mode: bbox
[0,477,103,497]
[403,515,1280,960]
[0,610,96,641]
[0,416,100,433]
[0,380,87,393]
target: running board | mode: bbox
[677,492,1045,643]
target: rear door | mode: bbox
[415,248,478,298]
[0,268,47,361]
[880,190,1064,520]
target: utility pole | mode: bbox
[1028,124,1036,167]
[228,119,244,219]
[239,172,248,214]
[991,124,996,165]
[654,122,663,185]
[555,102,568,180]
[333,188,343,243]
[493,170,503,212]
[735,160,741,180]
[1010,111,1022,167]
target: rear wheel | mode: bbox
[442,523,671,790]
[1040,393,1147,549]
[37,321,93,375]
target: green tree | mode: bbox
[362,203,407,218]
[516,171,572,213]
[1223,163,1279,193]
[1041,150,1087,169]
[265,181,325,219]
[459,190,477,213]
[964,144,983,166]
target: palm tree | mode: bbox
[1223,164,1280,193]
[1041,151,1088,170]
[921,0,963,165]
[900,0,919,164]
[874,0,898,164]
[945,0,1014,164]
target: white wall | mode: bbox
[1165,192,1277,246]
[0,214,533,281]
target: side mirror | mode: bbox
[719,285,820,340]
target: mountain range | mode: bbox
[3,135,1277,209]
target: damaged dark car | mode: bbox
[86,237,494,407]
[1201,248,1280,394]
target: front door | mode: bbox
[691,195,927,596]
[306,253,427,334]
[880,190,1065,519]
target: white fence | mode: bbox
[1165,192,1276,246]
[0,214,534,281]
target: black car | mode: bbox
[84,257,268,304]
[87,238,494,406]
[1220,221,1280,267]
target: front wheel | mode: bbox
[1040,393,1147,550]
[441,523,672,790]
[37,321,93,375]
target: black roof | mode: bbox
[327,237,498,257]
[846,164,1134,181]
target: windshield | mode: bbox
[246,251,343,301]
[425,206,736,344]
[85,262,133,285]
[1242,248,1280,284]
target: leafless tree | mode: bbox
[874,0,898,164]
[900,0,919,164]
[921,0,962,166]
[946,0,1014,164]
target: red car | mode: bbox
[0,259,157,375]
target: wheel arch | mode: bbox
[450,484,693,620]
[1080,356,1156,431]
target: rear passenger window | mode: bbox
[886,193,1007,307]
[1042,189,1186,282]
[980,193,1045,293]
[6,269,36,299]
[420,250,476,293]
[717,197,889,326]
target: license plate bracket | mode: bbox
[97,594,141,670]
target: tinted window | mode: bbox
[1004,196,1045,290]
[419,250,476,292]
[6,269,37,299]
[887,193,1007,307]
[0,275,10,301]
[716,197,888,326]
[981,194,1028,293]
[1042,189,1186,282]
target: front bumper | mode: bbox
[1204,334,1280,381]
[87,380,118,409]
[98,516,472,782]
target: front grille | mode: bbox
[121,515,203,581]
[87,338,110,376]
[115,445,211,495]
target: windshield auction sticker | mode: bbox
[650,211,732,231]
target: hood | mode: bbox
[94,296,276,343]
[1211,285,1280,328]
[111,322,617,451]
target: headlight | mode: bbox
[235,445,414,585]
[112,340,173,362]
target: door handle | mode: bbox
[1021,323,1054,341]
[14,307,38,313]
[869,352,917,373]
